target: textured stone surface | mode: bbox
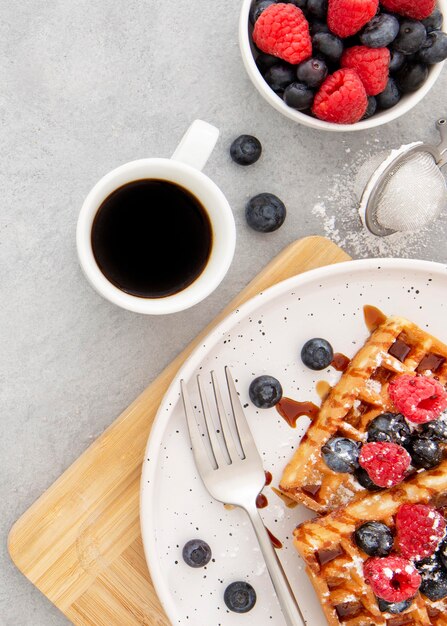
[1,1,446,624]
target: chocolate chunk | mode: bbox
[316,545,344,566]
[416,353,445,373]
[388,339,411,362]
[334,601,362,619]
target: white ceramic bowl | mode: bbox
[239,0,447,132]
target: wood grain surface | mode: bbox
[8,236,351,626]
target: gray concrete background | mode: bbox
[1,1,447,624]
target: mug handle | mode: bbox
[171,120,219,171]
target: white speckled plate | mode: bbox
[140,259,447,626]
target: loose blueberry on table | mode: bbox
[249,0,447,124]
[245,193,287,232]
[182,539,212,568]
[230,135,262,165]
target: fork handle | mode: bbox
[245,506,306,626]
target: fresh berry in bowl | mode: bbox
[239,0,447,130]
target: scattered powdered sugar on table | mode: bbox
[312,150,447,259]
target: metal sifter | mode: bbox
[356,118,447,237]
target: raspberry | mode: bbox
[253,3,312,65]
[341,46,390,97]
[359,442,410,488]
[388,374,447,424]
[396,504,446,560]
[312,69,367,124]
[380,0,435,21]
[327,0,379,38]
[364,556,421,602]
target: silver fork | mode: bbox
[180,367,306,626]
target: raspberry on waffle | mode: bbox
[294,464,447,626]
[279,314,447,513]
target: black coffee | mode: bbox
[91,179,212,298]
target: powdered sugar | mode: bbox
[311,154,447,258]
[365,378,382,395]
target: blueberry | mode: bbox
[377,598,413,614]
[416,552,442,574]
[421,413,447,442]
[230,135,262,166]
[367,413,411,447]
[376,78,401,109]
[245,193,286,233]
[389,49,406,73]
[355,466,383,491]
[321,437,361,473]
[396,62,429,93]
[249,375,283,408]
[301,338,334,370]
[249,0,276,24]
[283,82,315,110]
[418,31,447,64]
[256,52,279,74]
[417,554,447,601]
[439,537,447,570]
[354,522,394,557]
[310,20,330,35]
[312,32,344,63]
[362,96,377,119]
[407,435,442,469]
[224,581,256,613]
[360,14,400,48]
[296,57,328,87]
[393,19,427,54]
[421,575,447,601]
[263,62,296,93]
[282,0,307,8]
[307,0,327,20]
[422,8,443,33]
[182,539,212,568]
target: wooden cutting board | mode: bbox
[8,236,351,626]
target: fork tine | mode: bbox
[180,379,216,473]
[197,375,228,468]
[211,371,241,463]
[224,366,258,459]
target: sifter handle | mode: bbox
[436,118,447,168]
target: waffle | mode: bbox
[280,315,447,513]
[294,461,447,626]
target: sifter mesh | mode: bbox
[374,151,447,232]
[353,152,388,202]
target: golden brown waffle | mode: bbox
[280,315,447,513]
[294,462,447,626]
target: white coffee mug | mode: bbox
[76,120,236,314]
